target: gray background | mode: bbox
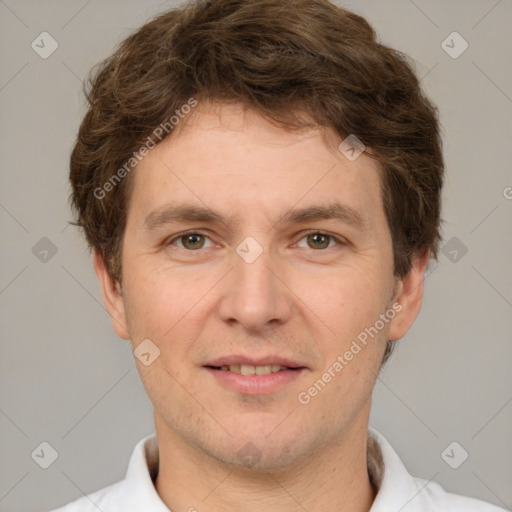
[0,1,511,511]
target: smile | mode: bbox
[212,364,290,375]
[204,362,307,395]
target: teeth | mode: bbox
[240,364,255,375]
[255,365,272,375]
[219,364,286,375]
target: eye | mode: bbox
[296,231,342,250]
[168,232,214,251]
[166,230,343,252]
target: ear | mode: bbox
[387,248,431,341]
[93,249,130,340]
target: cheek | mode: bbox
[294,263,391,343]
[123,260,194,321]
[122,261,222,364]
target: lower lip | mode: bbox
[204,367,306,395]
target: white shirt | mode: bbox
[49,429,506,511]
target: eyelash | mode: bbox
[166,230,345,252]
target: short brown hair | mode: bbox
[70,0,444,361]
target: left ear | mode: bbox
[387,248,431,341]
[93,249,130,340]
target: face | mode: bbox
[96,103,428,471]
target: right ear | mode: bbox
[93,249,130,340]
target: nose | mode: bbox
[216,244,293,333]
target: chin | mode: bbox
[211,437,306,472]
[205,419,324,473]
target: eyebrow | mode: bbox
[143,202,368,232]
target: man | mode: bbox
[50,0,505,510]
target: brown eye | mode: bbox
[170,232,212,250]
[181,234,205,250]
[304,233,335,250]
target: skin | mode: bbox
[94,102,429,512]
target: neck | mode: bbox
[154,415,376,512]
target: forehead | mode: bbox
[129,103,385,230]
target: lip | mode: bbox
[205,355,306,369]
[204,366,307,395]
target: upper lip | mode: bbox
[204,355,307,369]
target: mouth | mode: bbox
[206,364,299,375]
[203,357,308,395]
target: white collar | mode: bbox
[115,428,439,511]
